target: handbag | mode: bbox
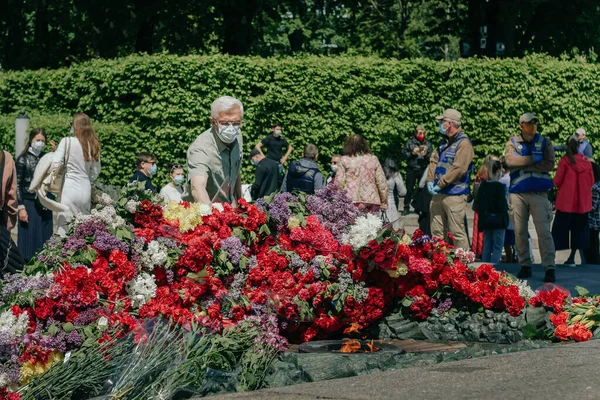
[46,138,70,201]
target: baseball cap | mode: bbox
[249,149,261,159]
[436,108,462,122]
[576,128,586,136]
[519,113,538,124]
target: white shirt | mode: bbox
[160,183,185,203]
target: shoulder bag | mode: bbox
[47,138,71,201]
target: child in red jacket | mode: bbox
[552,136,594,266]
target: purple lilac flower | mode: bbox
[62,236,87,254]
[220,237,248,265]
[93,230,129,254]
[0,363,20,384]
[265,192,298,230]
[73,308,101,326]
[306,185,360,241]
[74,220,107,238]
[289,253,307,270]
[65,331,83,347]
[157,237,178,249]
[435,298,453,315]
[166,270,174,285]
[40,333,67,353]
[1,273,53,296]
[244,313,288,352]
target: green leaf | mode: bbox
[62,322,75,333]
[575,286,590,296]
[401,297,413,307]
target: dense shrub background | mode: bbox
[1,54,599,187]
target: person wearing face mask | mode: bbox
[504,113,556,282]
[160,163,187,202]
[15,128,56,261]
[248,149,279,200]
[426,109,474,251]
[401,125,432,215]
[255,123,293,177]
[187,96,243,205]
[129,152,157,192]
[326,154,341,185]
[553,128,593,161]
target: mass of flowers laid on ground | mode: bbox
[0,184,597,398]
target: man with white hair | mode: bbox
[554,128,593,160]
[187,96,244,205]
[426,108,474,251]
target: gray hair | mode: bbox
[451,120,461,128]
[211,96,244,119]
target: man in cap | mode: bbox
[249,148,279,200]
[503,113,556,282]
[426,108,474,251]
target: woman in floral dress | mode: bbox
[336,134,388,214]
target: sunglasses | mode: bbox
[170,164,184,172]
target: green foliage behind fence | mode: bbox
[1,54,600,187]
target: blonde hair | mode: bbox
[73,113,100,161]
[485,155,502,182]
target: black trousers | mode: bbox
[404,168,425,210]
[584,228,600,264]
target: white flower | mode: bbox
[0,310,29,338]
[126,273,157,308]
[514,278,536,301]
[98,316,108,328]
[199,203,213,216]
[211,203,224,212]
[0,373,10,389]
[125,199,139,214]
[342,213,383,250]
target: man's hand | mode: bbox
[427,182,441,195]
[280,157,287,164]
[19,209,28,223]
[50,140,57,152]
[412,147,420,155]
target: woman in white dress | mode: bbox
[382,158,407,230]
[52,113,101,236]
[160,163,187,203]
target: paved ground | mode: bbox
[207,340,600,400]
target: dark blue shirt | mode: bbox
[129,170,154,192]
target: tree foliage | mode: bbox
[2,0,600,71]
[1,54,599,187]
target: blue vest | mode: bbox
[434,132,473,195]
[508,134,554,194]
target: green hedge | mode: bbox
[1,54,600,185]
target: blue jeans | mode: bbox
[482,229,506,263]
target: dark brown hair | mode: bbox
[566,136,579,165]
[342,134,371,157]
[136,152,157,169]
[73,113,100,161]
[19,128,47,158]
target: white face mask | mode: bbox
[31,141,45,152]
[216,124,240,144]
[331,165,338,173]
[274,129,282,137]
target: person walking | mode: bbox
[401,125,432,215]
[160,163,187,203]
[473,157,509,263]
[249,149,280,200]
[281,144,324,194]
[15,128,55,261]
[427,109,474,250]
[53,113,101,236]
[187,96,244,205]
[129,152,157,192]
[552,136,594,266]
[503,113,556,282]
[584,162,600,265]
[382,158,407,229]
